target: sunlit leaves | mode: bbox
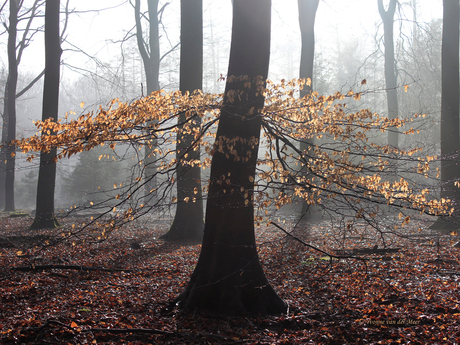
[12,78,449,228]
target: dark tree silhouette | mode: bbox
[3,0,19,212]
[175,0,287,314]
[298,0,319,221]
[134,0,160,94]
[30,0,61,230]
[378,0,399,149]
[161,0,204,242]
[431,0,460,230]
[298,0,319,97]
[1,0,46,210]
[134,0,160,202]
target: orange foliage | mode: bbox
[12,79,450,234]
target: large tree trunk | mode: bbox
[175,0,287,315]
[30,0,61,230]
[298,0,319,221]
[161,0,204,242]
[431,0,460,230]
[378,0,399,149]
[4,0,19,212]
[134,0,160,203]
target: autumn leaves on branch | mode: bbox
[11,78,451,236]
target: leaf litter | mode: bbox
[0,214,459,344]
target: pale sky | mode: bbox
[4,0,444,85]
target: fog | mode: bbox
[0,0,444,211]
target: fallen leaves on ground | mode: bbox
[0,214,459,344]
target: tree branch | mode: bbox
[159,41,179,63]
[12,264,135,272]
[31,319,175,336]
[16,0,43,65]
[134,0,150,63]
[15,69,45,98]
[271,221,367,262]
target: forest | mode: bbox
[0,0,460,343]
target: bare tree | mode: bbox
[378,0,399,149]
[30,0,61,229]
[3,0,19,212]
[134,0,161,203]
[1,0,44,211]
[134,0,160,94]
[431,0,460,230]
[161,0,204,242]
[297,0,319,221]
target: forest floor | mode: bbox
[0,212,459,344]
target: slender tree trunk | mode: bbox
[176,0,287,314]
[412,0,418,42]
[298,0,319,97]
[4,0,19,212]
[431,0,460,230]
[298,0,319,221]
[134,0,160,203]
[209,12,219,93]
[30,0,61,230]
[0,84,9,210]
[378,0,399,149]
[161,0,204,242]
[0,1,44,211]
[135,0,160,94]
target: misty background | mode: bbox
[0,0,444,211]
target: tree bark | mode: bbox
[0,83,9,210]
[298,0,319,221]
[431,0,460,230]
[161,0,204,242]
[135,0,160,94]
[298,0,319,97]
[30,0,61,230]
[378,0,399,149]
[134,0,160,203]
[440,0,460,200]
[1,1,43,211]
[175,0,287,314]
[4,0,19,212]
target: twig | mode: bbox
[12,264,134,272]
[82,327,174,335]
[271,221,367,262]
[31,319,175,336]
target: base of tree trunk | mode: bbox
[295,204,325,227]
[175,245,287,315]
[429,217,459,233]
[160,204,204,243]
[159,221,204,244]
[175,275,287,315]
[29,214,60,230]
